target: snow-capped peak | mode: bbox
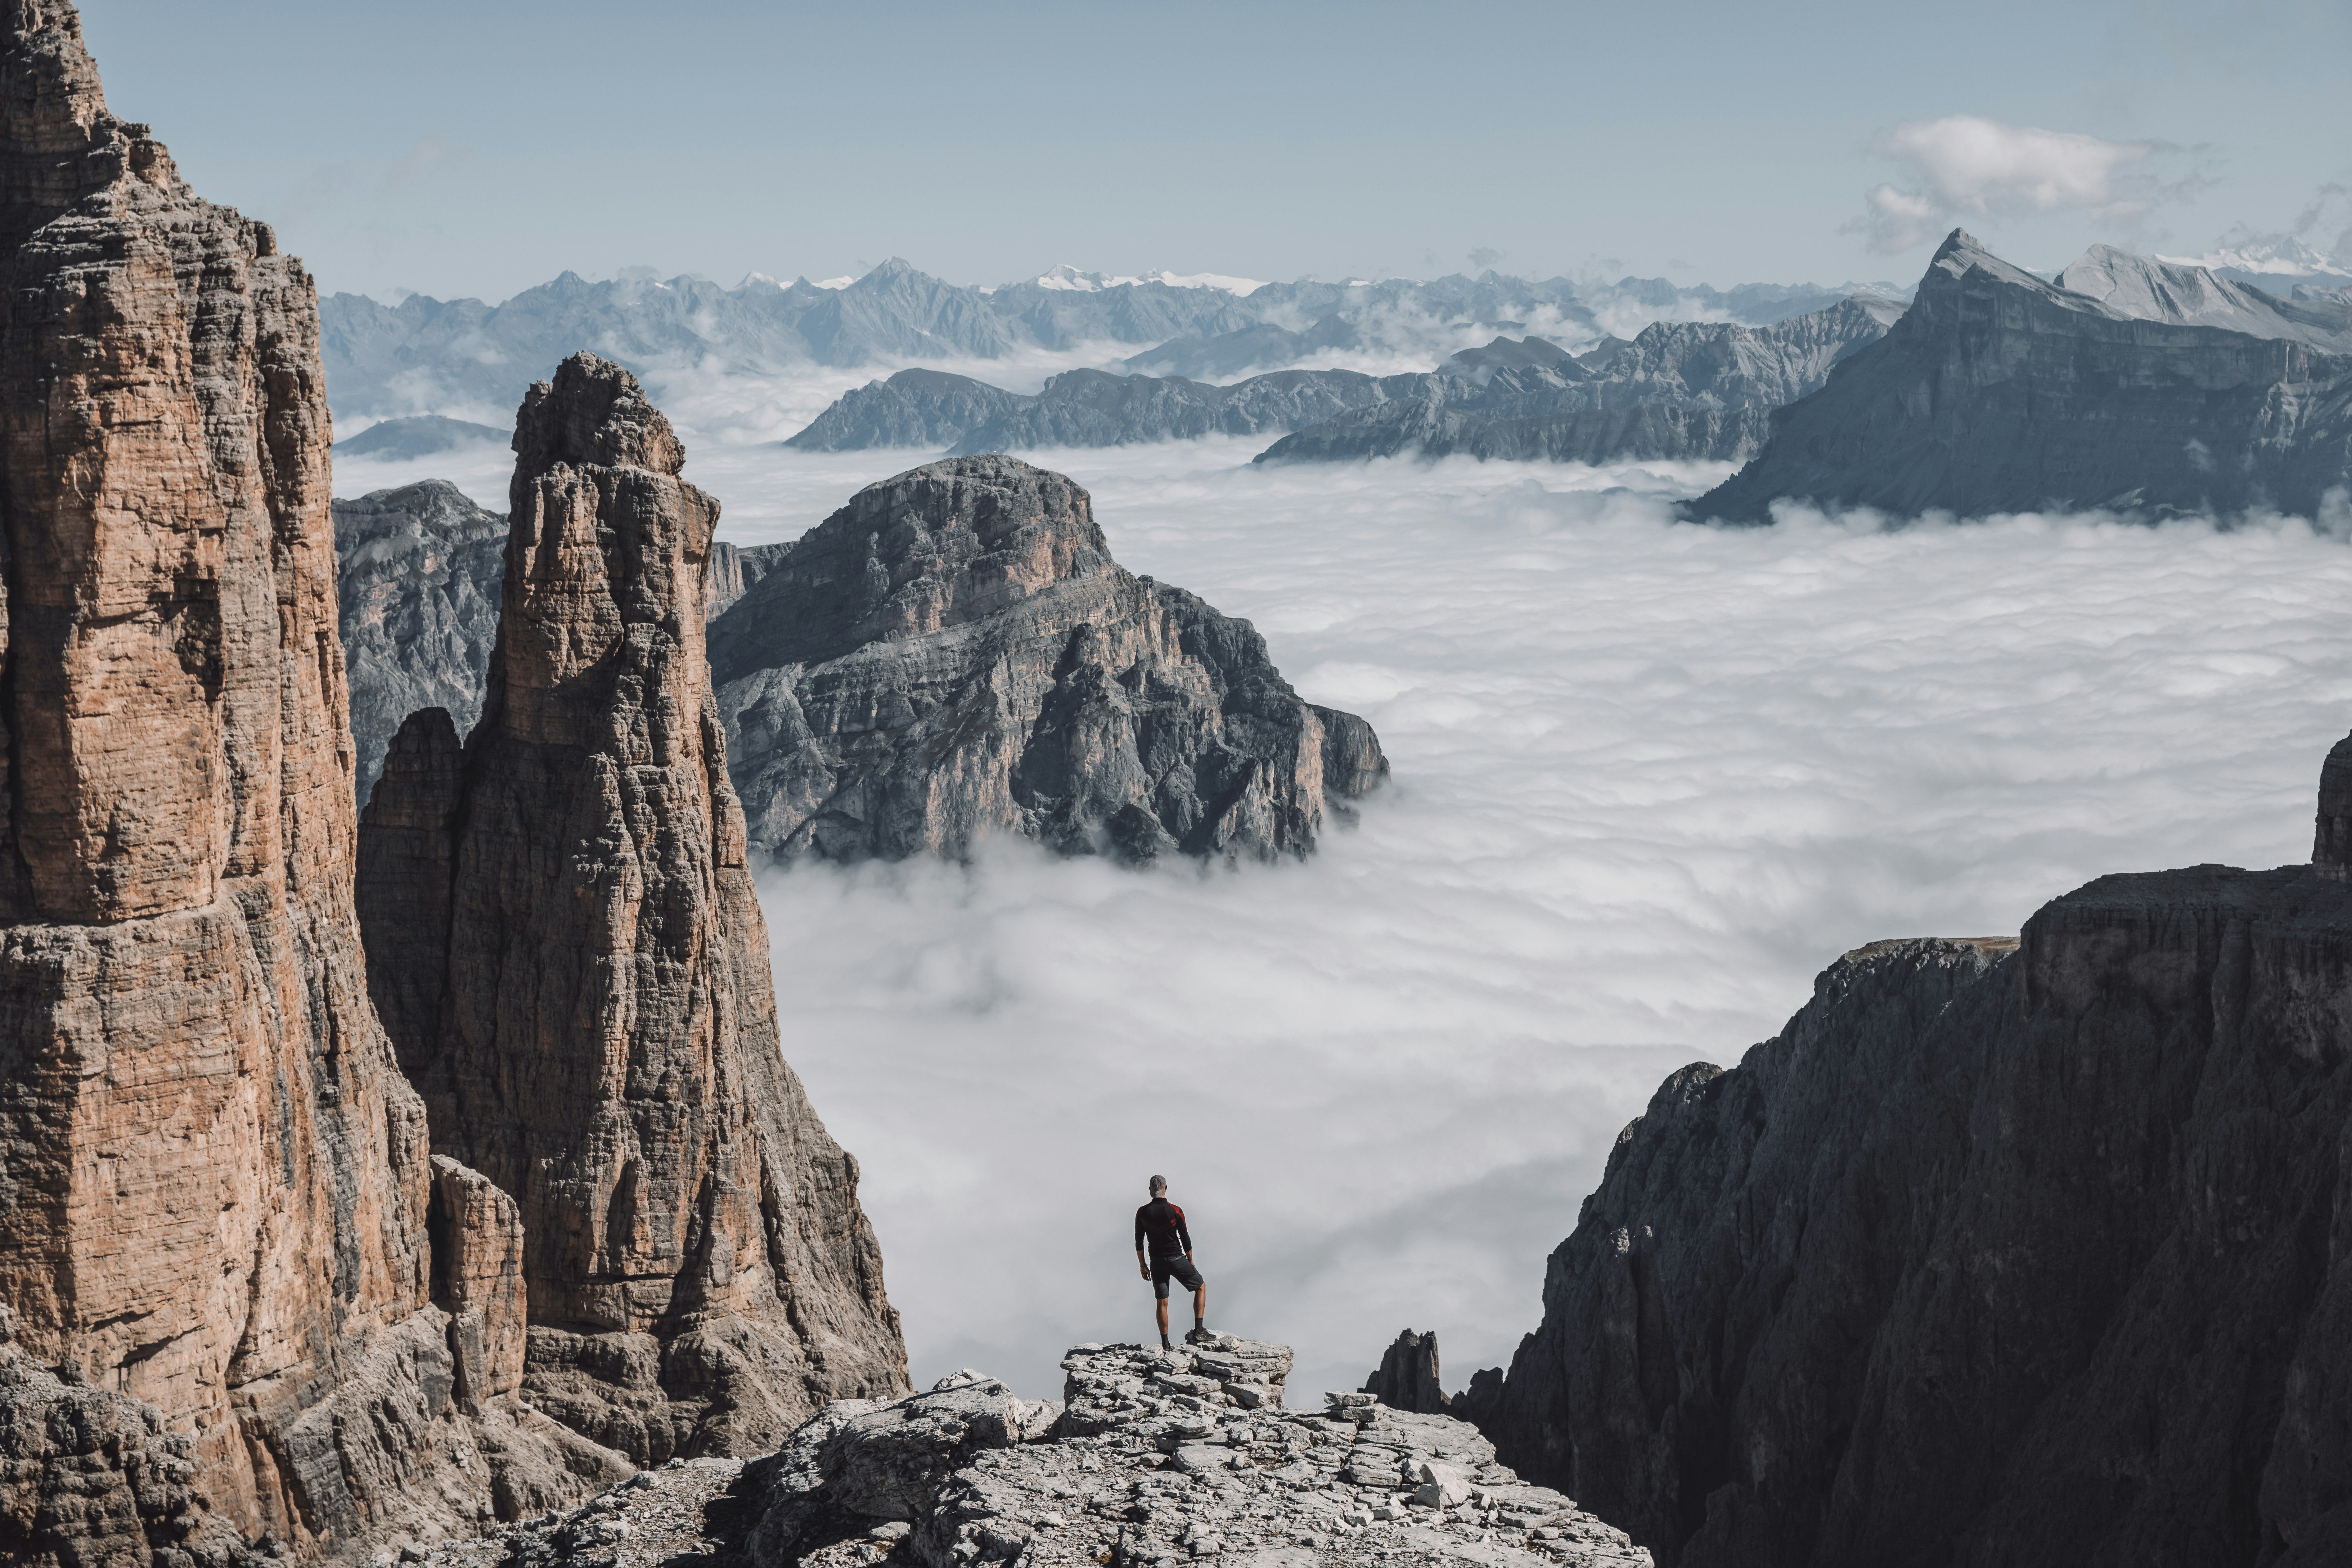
[2155,235,2352,282]
[1030,264,1268,296]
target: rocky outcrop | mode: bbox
[336,480,507,803]
[0,4,616,1557]
[1696,229,2352,522]
[703,455,1387,864]
[333,482,781,803]
[397,1338,1652,1568]
[355,355,910,1465]
[1363,1330,1452,1416]
[1473,732,2352,1567]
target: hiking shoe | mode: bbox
[1160,1335,1174,1351]
[1184,1327,1214,1345]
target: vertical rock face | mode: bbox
[333,480,507,807]
[1362,1329,1451,1415]
[1479,740,2352,1567]
[357,354,909,1464]
[0,8,623,1557]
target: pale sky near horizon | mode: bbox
[73,0,2352,304]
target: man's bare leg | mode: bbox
[1193,1282,1208,1334]
[1156,1296,1170,1340]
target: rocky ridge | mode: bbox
[1696,229,2352,521]
[355,355,911,1467]
[0,4,623,1559]
[1454,730,2352,1567]
[782,298,1894,468]
[393,1338,1651,1568]
[704,455,1387,864]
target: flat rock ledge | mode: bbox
[395,1338,1648,1568]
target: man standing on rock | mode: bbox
[1136,1175,1210,1351]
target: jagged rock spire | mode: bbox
[359,353,909,1461]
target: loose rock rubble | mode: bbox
[396,1339,1649,1568]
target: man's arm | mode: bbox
[1135,1208,1150,1279]
[1174,1203,1193,1258]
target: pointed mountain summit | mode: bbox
[356,354,909,1464]
[1693,228,2352,522]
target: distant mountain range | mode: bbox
[318,258,1904,424]
[784,296,1904,466]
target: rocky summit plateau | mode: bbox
[391,1337,1651,1568]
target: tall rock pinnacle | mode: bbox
[0,8,625,1560]
[357,354,909,1461]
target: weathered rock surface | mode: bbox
[703,455,1387,864]
[1696,229,2352,522]
[399,1338,1651,1568]
[0,4,617,1557]
[1474,737,2352,1567]
[355,355,910,1466]
[336,481,507,803]
[1362,1331,1452,1416]
[333,482,781,803]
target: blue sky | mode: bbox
[77,0,2352,303]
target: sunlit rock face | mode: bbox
[0,4,615,1558]
[356,354,911,1465]
[1479,734,2352,1568]
[706,454,1388,865]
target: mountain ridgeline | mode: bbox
[319,259,1892,425]
[782,297,1903,466]
[1695,230,2352,521]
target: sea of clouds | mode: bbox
[330,398,2352,1414]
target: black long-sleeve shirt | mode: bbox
[1135,1198,1192,1259]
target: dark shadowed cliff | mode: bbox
[1474,734,2352,1568]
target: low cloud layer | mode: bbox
[699,432,2352,1408]
[329,393,2352,1412]
[1854,116,2175,253]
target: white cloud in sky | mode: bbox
[1853,116,2163,253]
[335,386,2352,1414]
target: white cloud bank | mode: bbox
[693,435,2352,1410]
[1853,115,2163,253]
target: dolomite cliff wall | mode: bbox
[355,354,910,1466]
[0,7,622,1560]
[1476,738,2352,1567]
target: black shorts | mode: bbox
[1150,1254,1204,1299]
